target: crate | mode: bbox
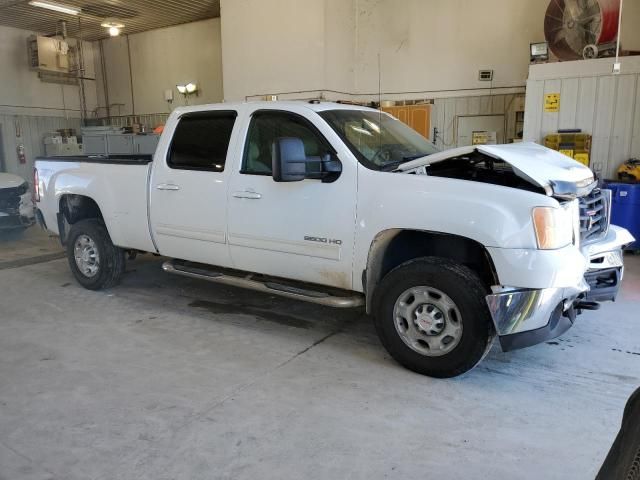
[544,133,591,152]
[573,152,589,166]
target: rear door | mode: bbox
[226,107,358,290]
[149,109,238,266]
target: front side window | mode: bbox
[242,111,331,175]
[319,109,439,171]
[168,111,237,171]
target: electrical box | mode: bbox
[27,35,69,74]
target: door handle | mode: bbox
[232,190,262,199]
[156,183,180,191]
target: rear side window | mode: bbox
[168,111,237,171]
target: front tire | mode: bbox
[373,257,494,378]
[66,219,125,290]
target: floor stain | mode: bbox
[612,348,640,356]
[546,341,559,346]
[60,283,71,287]
[189,299,313,329]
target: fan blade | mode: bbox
[564,0,581,19]
[546,14,565,23]
[554,29,568,44]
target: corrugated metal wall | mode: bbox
[0,114,81,182]
[523,57,640,180]
[431,93,525,150]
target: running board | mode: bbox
[162,260,364,308]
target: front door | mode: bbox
[149,109,238,266]
[227,108,357,290]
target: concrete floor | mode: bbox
[1,229,639,480]
[0,227,63,268]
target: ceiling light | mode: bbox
[176,85,187,94]
[185,82,197,94]
[101,18,124,37]
[29,0,80,15]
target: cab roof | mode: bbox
[173,100,377,116]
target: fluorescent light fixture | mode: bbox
[176,84,187,94]
[28,0,80,15]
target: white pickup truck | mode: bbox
[34,101,634,377]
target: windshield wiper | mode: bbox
[402,153,431,161]
[380,160,406,172]
[380,153,432,172]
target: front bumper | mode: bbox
[0,213,35,230]
[0,191,35,231]
[486,280,588,351]
[486,225,634,352]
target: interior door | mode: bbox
[149,110,238,266]
[227,109,357,290]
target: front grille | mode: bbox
[579,188,610,243]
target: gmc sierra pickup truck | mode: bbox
[34,101,634,377]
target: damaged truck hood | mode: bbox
[398,142,595,197]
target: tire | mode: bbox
[373,256,495,378]
[66,219,125,290]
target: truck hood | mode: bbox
[0,172,27,189]
[398,142,595,197]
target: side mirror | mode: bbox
[272,137,343,183]
[272,137,306,182]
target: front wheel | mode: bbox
[373,257,495,378]
[66,219,125,290]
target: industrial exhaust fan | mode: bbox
[544,0,620,60]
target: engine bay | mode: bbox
[405,151,546,195]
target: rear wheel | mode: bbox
[373,257,495,378]
[66,219,125,290]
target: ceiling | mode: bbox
[0,0,220,41]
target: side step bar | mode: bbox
[162,260,364,308]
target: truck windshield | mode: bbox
[319,109,439,171]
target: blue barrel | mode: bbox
[603,181,640,250]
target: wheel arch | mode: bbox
[364,229,499,313]
[58,194,105,244]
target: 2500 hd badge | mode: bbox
[304,236,343,245]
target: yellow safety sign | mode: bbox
[544,93,560,112]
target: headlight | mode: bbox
[532,205,575,249]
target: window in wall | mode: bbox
[168,111,237,171]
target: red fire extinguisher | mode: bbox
[17,144,26,165]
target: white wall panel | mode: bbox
[592,76,616,176]
[632,82,640,158]
[610,75,637,178]
[575,77,597,134]
[523,79,544,142]
[432,93,524,150]
[558,78,579,129]
[524,56,640,179]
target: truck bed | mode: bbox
[35,155,156,253]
